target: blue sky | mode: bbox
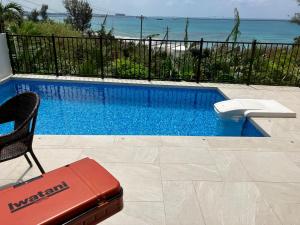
[6,0,300,19]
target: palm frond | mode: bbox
[226,8,241,43]
[4,2,23,15]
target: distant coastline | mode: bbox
[46,13,290,22]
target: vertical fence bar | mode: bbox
[247,39,257,85]
[6,33,15,75]
[16,35,22,73]
[133,40,136,79]
[144,39,146,80]
[100,36,104,79]
[24,36,30,73]
[51,34,59,76]
[196,38,204,83]
[119,39,123,78]
[148,37,152,81]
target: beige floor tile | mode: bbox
[7,148,83,180]
[33,135,70,148]
[81,147,159,164]
[289,132,300,142]
[0,157,23,179]
[256,182,300,225]
[101,163,163,202]
[271,204,300,225]
[160,164,221,181]
[194,181,282,225]
[256,182,300,205]
[236,151,300,182]
[254,138,299,152]
[210,151,252,181]
[102,202,166,225]
[34,147,84,160]
[0,180,16,189]
[285,152,300,168]
[270,118,300,132]
[160,136,208,148]
[252,118,299,138]
[206,137,265,151]
[159,147,214,165]
[114,136,163,147]
[162,181,205,225]
[206,137,298,152]
[64,135,116,148]
[282,103,300,114]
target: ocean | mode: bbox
[51,15,300,43]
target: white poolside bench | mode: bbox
[214,99,296,119]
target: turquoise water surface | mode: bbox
[0,79,264,136]
[53,16,300,43]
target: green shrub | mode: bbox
[112,58,148,79]
[8,20,81,36]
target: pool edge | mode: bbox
[8,74,269,137]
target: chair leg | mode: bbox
[24,154,33,167]
[29,151,45,174]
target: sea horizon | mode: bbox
[47,13,291,21]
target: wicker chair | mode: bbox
[0,92,45,174]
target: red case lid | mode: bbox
[0,158,121,225]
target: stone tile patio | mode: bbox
[1,77,300,225]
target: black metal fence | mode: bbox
[7,33,300,86]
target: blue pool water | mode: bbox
[0,79,264,136]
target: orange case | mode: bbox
[0,158,123,225]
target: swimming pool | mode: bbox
[0,79,264,136]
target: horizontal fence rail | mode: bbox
[7,33,300,86]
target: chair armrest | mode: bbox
[0,130,17,147]
[0,127,32,147]
[0,103,15,125]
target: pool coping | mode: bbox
[6,73,299,137]
[10,74,229,91]
[0,74,13,85]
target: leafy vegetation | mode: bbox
[113,58,149,79]
[28,4,49,22]
[0,1,23,33]
[184,17,189,48]
[95,14,114,38]
[225,8,241,43]
[40,5,49,21]
[63,0,93,32]
[291,0,300,25]
[9,20,81,36]
[292,0,300,44]
[28,9,40,22]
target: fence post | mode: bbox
[196,38,204,83]
[5,33,15,75]
[100,36,104,79]
[248,39,257,85]
[51,34,59,77]
[148,37,152,81]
